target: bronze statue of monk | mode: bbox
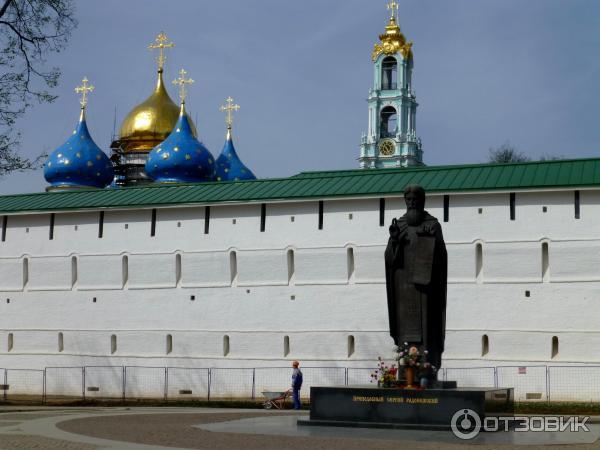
[385,185,448,369]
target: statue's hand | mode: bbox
[389,221,400,240]
[419,223,437,235]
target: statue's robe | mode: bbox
[384,211,447,369]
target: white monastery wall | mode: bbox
[1,188,599,371]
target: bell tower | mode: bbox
[359,1,423,169]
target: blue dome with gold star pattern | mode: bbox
[215,131,256,182]
[145,105,215,183]
[44,110,114,190]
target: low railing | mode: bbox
[0,365,598,404]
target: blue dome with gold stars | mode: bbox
[215,130,256,182]
[44,109,114,190]
[145,104,215,183]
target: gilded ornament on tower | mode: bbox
[372,1,413,61]
[74,77,94,109]
[220,96,240,141]
[148,31,175,72]
[172,68,194,105]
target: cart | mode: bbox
[261,389,291,409]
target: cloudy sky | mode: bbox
[1,0,600,194]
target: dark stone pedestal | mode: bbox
[298,385,514,430]
[430,380,457,389]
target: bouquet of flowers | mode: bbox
[395,343,437,388]
[396,342,424,368]
[370,356,398,387]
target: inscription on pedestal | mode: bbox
[300,386,514,430]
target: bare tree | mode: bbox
[0,0,77,176]
[487,142,530,164]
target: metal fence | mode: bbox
[1,365,599,404]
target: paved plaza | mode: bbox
[0,406,599,449]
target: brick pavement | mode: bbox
[0,435,100,450]
[57,412,600,450]
[0,407,599,449]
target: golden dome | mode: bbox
[372,16,413,62]
[119,69,197,153]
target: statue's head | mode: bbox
[404,185,426,226]
[404,185,426,211]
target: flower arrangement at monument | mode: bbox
[370,357,398,388]
[396,342,438,388]
[371,344,438,389]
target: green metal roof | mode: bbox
[1,157,600,214]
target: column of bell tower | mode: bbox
[359,3,423,169]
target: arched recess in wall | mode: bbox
[7,333,13,352]
[381,56,398,90]
[22,256,29,289]
[475,242,483,283]
[347,246,355,283]
[166,334,173,355]
[481,334,489,357]
[541,241,550,282]
[175,253,182,286]
[71,255,78,289]
[287,249,295,285]
[223,335,230,357]
[284,336,290,357]
[348,335,355,358]
[229,250,238,286]
[551,336,559,359]
[122,255,129,289]
[110,334,117,355]
[58,332,64,352]
[1,216,7,242]
[380,106,397,139]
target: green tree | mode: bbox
[0,0,77,176]
[487,142,530,164]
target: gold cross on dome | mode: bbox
[74,77,94,109]
[387,0,399,19]
[148,32,175,71]
[220,97,240,129]
[172,68,194,104]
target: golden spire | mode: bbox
[372,0,413,61]
[220,96,240,134]
[172,68,194,105]
[386,0,399,20]
[74,77,94,110]
[148,32,175,72]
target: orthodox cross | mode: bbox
[74,77,94,109]
[172,68,194,104]
[387,0,399,20]
[220,97,240,129]
[148,32,175,71]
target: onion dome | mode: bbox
[372,1,413,61]
[145,69,215,183]
[118,33,197,153]
[44,77,114,191]
[215,129,256,182]
[215,97,256,182]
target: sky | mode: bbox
[2,0,600,194]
